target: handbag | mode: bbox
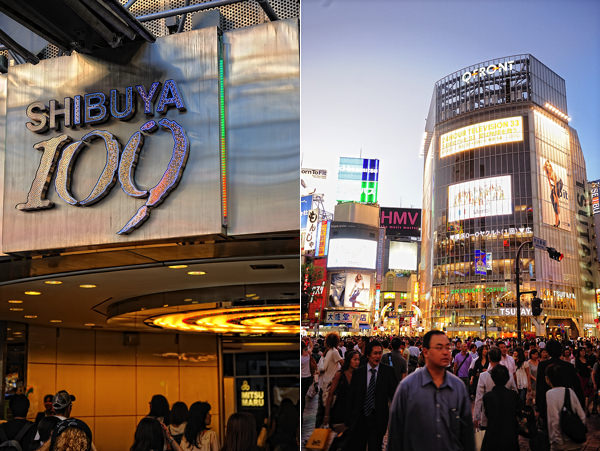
[474,428,485,451]
[559,387,587,443]
[306,428,332,450]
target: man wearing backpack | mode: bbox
[0,394,36,451]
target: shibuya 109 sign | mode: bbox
[3,28,222,252]
[19,80,188,235]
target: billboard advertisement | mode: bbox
[448,175,512,222]
[336,157,379,203]
[539,158,571,231]
[388,241,418,271]
[300,195,313,229]
[328,272,372,309]
[474,250,487,275]
[440,116,523,158]
[327,238,377,269]
[380,207,421,238]
[590,180,600,216]
[345,272,371,309]
[301,168,328,196]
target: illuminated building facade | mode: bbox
[420,54,597,338]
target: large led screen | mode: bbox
[448,175,512,222]
[440,116,523,158]
[327,238,377,269]
[388,241,418,271]
[539,157,571,231]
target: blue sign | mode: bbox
[300,195,313,229]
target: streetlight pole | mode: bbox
[515,240,532,344]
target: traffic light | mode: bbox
[547,247,563,261]
[532,297,543,316]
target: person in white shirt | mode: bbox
[497,340,516,377]
[473,346,517,429]
[545,363,587,450]
[316,332,343,427]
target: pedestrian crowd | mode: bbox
[0,390,299,451]
[303,332,600,450]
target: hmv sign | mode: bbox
[380,207,421,238]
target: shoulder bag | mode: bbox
[560,387,587,443]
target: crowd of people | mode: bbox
[0,390,299,451]
[302,332,600,450]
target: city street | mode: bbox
[302,391,600,450]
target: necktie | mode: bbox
[364,368,377,416]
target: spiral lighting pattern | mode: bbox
[151,305,300,334]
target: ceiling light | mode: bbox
[24,315,38,319]
[9,307,23,312]
[245,294,256,297]
[84,323,95,327]
[49,320,62,323]
[151,305,300,335]
[45,280,63,285]
[168,265,188,269]
[162,304,169,307]
[79,284,96,288]
[183,298,193,302]
[187,271,206,276]
[8,300,23,304]
[25,291,41,296]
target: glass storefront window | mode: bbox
[235,353,267,376]
[268,351,298,375]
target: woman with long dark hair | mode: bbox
[323,350,359,427]
[131,417,172,451]
[148,395,171,426]
[221,413,257,451]
[575,347,594,415]
[470,344,489,398]
[513,347,529,405]
[169,402,189,445]
[180,402,218,451]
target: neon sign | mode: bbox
[461,60,514,83]
[17,80,189,235]
[240,380,265,407]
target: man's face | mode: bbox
[461,343,468,353]
[424,334,451,369]
[44,399,53,411]
[499,343,507,356]
[367,346,383,367]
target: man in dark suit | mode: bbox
[345,339,399,450]
[536,339,584,422]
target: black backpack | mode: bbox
[560,387,587,443]
[0,422,33,451]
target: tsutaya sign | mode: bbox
[462,60,515,83]
[499,307,532,316]
[20,80,188,235]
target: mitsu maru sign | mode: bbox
[3,28,222,252]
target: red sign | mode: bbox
[380,207,421,238]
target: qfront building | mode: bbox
[0,1,299,449]
[419,54,597,339]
